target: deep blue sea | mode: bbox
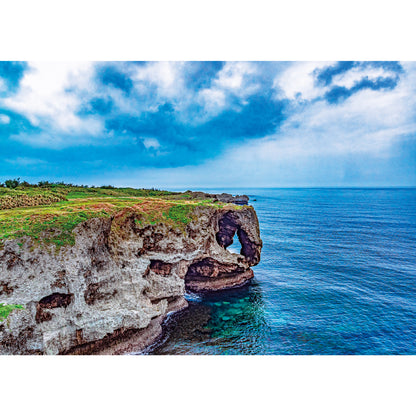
[151,188,416,355]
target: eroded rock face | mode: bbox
[185,257,254,292]
[216,210,262,265]
[0,205,262,355]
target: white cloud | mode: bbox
[128,62,260,123]
[233,64,416,167]
[131,62,186,99]
[198,88,226,113]
[260,62,416,165]
[215,62,257,91]
[142,137,161,149]
[155,61,416,187]
[1,62,103,135]
[274,61,334,101]
[0,114,10,124]
[247,91,416,163]
[195,62,261,120]
[331,66,397,89]
[2,61,414,188]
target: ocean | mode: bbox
[149,188,416,355]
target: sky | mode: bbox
[0,61,415,188]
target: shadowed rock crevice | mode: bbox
[185,257,252,292]
[36,292,74,323]
[149,260,172,276]
[216,212,239,249]
[0,251,24,270]
[84,282,117,305]
[1,282,15,295]
[186,257,245,278]
[38,292,73,309]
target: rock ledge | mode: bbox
[0,204,262,355]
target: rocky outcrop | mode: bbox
[0,205,262,355]
[185,191,249,205]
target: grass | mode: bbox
[0,184,239,250]
[65,186,177,199]
[0,184,180,210]
[0,187,68,209]
[0,303,24,322]
[163,204,193,225]
[0,208,112,248]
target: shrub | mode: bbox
[38,180,52,187]
[5,178,20,189]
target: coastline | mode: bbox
[0,185,262,355]
[66,297,189,355]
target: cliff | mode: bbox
[0,194,262,355]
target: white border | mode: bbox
[1,1,416,414]
[1,0,416,60]
[2,356,416,415]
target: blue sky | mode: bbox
[0,61,415,188]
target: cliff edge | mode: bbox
[0,187,262,355]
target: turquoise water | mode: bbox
[150,188,416,355]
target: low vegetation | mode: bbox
[0,188,68,210]
[0,179,181,209]
[0,303,24,322]
[0,180,234,250]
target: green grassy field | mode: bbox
[0,183,235,249]
[0,183,181,209]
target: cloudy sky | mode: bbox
[0,61,415,188]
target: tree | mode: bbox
[5,178,20,189]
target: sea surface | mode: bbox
[149,188,416,355]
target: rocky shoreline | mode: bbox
[0,197,262,355]
[66,296,189,355]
